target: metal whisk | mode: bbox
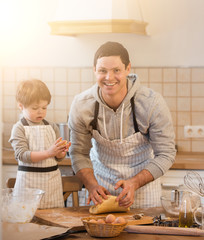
[184,171,204,197]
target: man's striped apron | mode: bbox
[90,98,161,208]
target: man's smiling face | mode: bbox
[94,56,131,99]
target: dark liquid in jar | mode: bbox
[179,211,193,228]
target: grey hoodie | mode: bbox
[68,75,176,180]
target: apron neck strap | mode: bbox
[21,117,49,126]
[130,97,139,133]
[90,101,99,130]
[90,98,139,133]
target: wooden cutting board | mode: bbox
[34,206,153,228]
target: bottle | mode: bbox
[179,191,193,228]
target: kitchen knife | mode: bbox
[40,225,86,240]
[125,225,204,236]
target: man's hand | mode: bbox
[115,169,154,208]
[114,179,135,208]
[76,168,110,205]
[87,184,110,205]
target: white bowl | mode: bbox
[1,188,44,223]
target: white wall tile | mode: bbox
[192,112,204,125]
[81,82,93,92]
[135,68,149,83]
[163,83,177,97]
[192,83,204,97]
[192,141,204,152]
[149,83,162,94]
[177,83,190,97]
[4,68,15,82]
[54,110,68,123]
[54,96,67,110]
[3,82,16,95]
[163,68,176,82]
[42,68,54,82]
[4,96,17,109]
[149,68,162,82]
[16,68,29,82]
[177,68,191,82]
[3,110,17,123]
[28,68,42,79]
[81,68,94,82]
[192,98,204,111]
[54,68,67,82]
[192,68,204,82]
[68,83,81,96]
[67,68,81,83]
[45,81,54,95]
[177,98,191,111]
[164,97,177,111]
[177,112,191,126]
[3,123,13,136]
[177,140,191,152]
[54,82,67,96]
[46,110,54,122]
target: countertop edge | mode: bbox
[2,150,204,170]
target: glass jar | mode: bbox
[179,191,193,228]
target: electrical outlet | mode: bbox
[184,125,204,138]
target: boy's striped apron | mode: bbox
[14,118,64,209]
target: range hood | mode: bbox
[48,0,148,36]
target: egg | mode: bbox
[113,216,126,224]
[97,219,106,224]
[59,139,67,146]
[105,214,116,223]
[89,219,98,223]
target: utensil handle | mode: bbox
[125,225,204,236]
[40,228,86,240]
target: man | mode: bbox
[68,41,176,208]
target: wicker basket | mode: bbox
[81,217,127,238]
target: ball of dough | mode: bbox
[89,195,130,214]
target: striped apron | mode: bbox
[14,118,64,209]
[90,98,161,208]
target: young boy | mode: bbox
[9,79,70,208]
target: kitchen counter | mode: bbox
[3,207,203,240]
[2,149,71,166]
[3,150,204,170]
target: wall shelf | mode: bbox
[48,19,148,36]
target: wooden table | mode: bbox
[61,231,203,240]
[33,207,204,240]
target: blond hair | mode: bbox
[16,79,51,107]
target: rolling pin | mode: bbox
[125,225,204,236]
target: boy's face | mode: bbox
[18,100,49,123]
[94,56,131,100]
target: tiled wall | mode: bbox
[1,67,204,152]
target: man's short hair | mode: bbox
[94,41,130,68]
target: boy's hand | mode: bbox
[47,137,71,158]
